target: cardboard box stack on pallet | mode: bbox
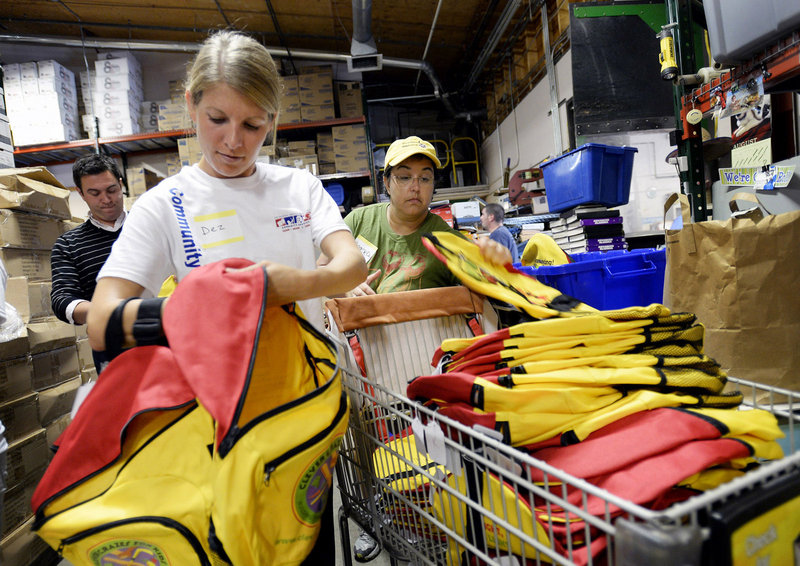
[0,167,97,565]
[2,60,81,147]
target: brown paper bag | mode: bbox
[663,192,800,393]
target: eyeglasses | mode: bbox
[391,174,434,188]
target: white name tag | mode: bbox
[193,210,245,249]
[355,234,378,263]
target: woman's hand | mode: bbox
[346,270,381,297]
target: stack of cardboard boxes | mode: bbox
[277,139,319,175]
[0,88,12,169]
[299,69,335,123]
[316,132,336,175]
[279,75,302,125]
[158,80,192,133]
[78,68,97,138]
[94,53,143,138]
[332,124,370,173]
[2,60,81,146]
[0,167,95,565]
[124,164,164,210]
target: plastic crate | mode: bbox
[540,143,637,213]
[515,248,665,310]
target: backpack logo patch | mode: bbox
[294,436,343,526]
[89,539,169,565]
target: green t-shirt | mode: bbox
[344,202,460,293]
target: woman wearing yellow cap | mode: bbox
[329,135,460,296]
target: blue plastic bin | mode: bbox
[515,248,666,310]
[324,182,345,205]
[540,143,638,213]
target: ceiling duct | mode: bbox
[349,0,382,72]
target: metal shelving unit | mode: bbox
[11,116,368,170]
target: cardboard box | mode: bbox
[301,103,335,123]
[75,338,94,370]
[0,116,12,147]
[95,55,142,81]
[0,329,28,362]
[530,190,549,215]
[336,81,364,118]
[278,105,302,125]
[25,319,76,355]
[298,71,334,106]
[126,165,163,197]
[0,393,39,444]
[430,205,454,227]
[6,277,53,324]
[0,357,33,402]
[318,162,336,176]
[32,345,80,391]
[5,428,48,492]
[0,167,71,219]
[287,140,317,156]
[98,117,140,137]
[157,101,191,131]
[73,322,88,341]
[451,201,481,223]
[0,210,64,250]
[165,152,182,176]
[37,375,81,426]
[0,517,53,566]
[1,480,40,539]
[81,366,98,385]
[332,124,369,172]
[0,248,51,280]
[316,132,335,163]
[177,136,203,166]
[277,155,319,176]
[45,412,71,447]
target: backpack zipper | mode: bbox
[264,391,348,486]
[59,516,212,565]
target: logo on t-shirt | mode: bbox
[275,212,311,231]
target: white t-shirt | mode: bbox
[99,162,349,329]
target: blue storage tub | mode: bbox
[515,248,666,310]
[540,143,638,213]
[324,182,345,205]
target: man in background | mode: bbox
[480,203,519,264]
[51,153,126,369]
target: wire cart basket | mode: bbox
[335,354,800,566]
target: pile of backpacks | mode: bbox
[382,232,785,565]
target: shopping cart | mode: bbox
[335,357,800,566]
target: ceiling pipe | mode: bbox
[463,0,522,93]
[351,0,377,56]
[0,33,460,114]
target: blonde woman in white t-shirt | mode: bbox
[88,30,366,353]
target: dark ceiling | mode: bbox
[0,0,531,112]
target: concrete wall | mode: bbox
[479,49,684,234]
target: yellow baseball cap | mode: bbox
[384,136,442,168]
